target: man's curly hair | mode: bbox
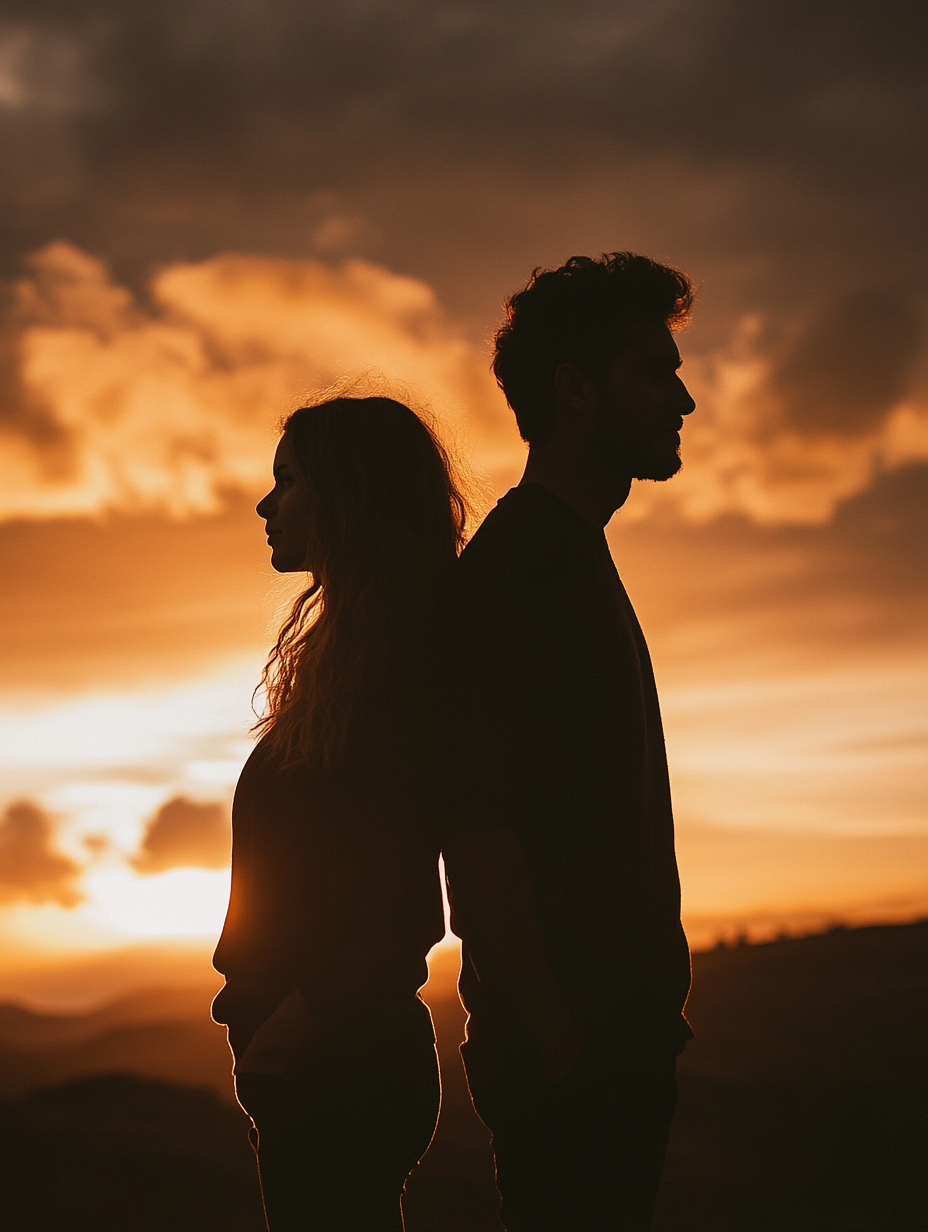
[492,252,693,444]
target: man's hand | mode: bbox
[235,986,319,1076]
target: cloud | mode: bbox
[609,463,928,678]
[0,799,83,906]
[768,290,922,434]
[2,242,927,527]
[131,796,230,874]
[634,313,928,525]
[0,241,513,520]
[0,3,925,527]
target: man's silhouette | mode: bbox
[444,254,695,1231]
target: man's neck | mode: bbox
[519,449,632,529]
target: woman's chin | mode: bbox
[269,548,300,573]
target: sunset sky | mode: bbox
[1,0,926,1008]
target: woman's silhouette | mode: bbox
[212,396,468,1231]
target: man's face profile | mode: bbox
[593,320,696,482]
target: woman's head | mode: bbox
[254,396,470,767]
[257,396,466,582]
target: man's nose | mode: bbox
[678,380,696,416]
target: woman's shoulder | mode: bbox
[233,739,316,814]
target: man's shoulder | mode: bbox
[461,485,595,581]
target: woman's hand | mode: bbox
[235,987,319,1076]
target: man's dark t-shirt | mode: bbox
[454,483,691,1056]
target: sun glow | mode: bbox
[1,651,926,965]
[80,866,231,937]
[0,666,253,960]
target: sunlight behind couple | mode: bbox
[81,866,231,938]
[2,655,925,967]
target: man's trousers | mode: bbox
[462,1032,678,1232]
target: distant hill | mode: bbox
[656,919,928,1232]
[0,1073,265,1232]
[0,985,236,1102]
[0,920,925,1231]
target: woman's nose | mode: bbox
[256,491,275,519]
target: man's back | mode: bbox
[447,251,697,1230]
[456,483,691,1052]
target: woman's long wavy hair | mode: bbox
[253,396,470,770]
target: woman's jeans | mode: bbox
[235,1000,440,1232]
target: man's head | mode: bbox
[492,252,695,482]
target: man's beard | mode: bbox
[595,423,682,482]
[631,438,682,481]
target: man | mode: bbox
[443,253,695,1231]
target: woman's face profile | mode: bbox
[255,433,314,573]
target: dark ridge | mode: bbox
[0,1073,264,1232]
[0,919,924,1230]
[656,918,928,1231]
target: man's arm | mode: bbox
[443,827,584,1084]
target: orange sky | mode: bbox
[1,1,926,1006]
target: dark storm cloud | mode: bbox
[131,795,230,874]
[0,799,83,906]
[0,0,926,505]
[0,1,924,307]
[3,0,921,180]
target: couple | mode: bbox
[211,252,696,1232]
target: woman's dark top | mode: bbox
[453,484,692,1057]
[212,670,446,1058]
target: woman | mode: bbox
[211,395,468,1232]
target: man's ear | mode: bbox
[553,363,599,419]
